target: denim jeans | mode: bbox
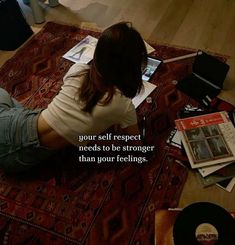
[0,88,57,174]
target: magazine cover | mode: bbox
[63,35,98,64]
[175,111,235,169]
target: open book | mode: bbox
[175,111,235,169]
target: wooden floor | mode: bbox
[1,0,235,210]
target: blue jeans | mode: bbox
[0,88,57,174]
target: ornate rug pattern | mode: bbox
[0,21,227,244]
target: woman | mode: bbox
[0,22,147,174]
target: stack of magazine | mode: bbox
[174,111,235,192]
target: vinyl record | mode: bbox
[173,202,235,245]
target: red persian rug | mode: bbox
[0,22,232,245]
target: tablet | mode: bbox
[142,57,162,82]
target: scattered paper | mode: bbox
[216,177,235,192]
[144,41,155,54]
[166,128,182,149]
[132,81,156,108]
[198,161,233,177]
[63,36,157,108]
[63,35,98,64]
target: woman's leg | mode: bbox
[0,88,22,108]
[0,105,57,174]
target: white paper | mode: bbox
[132,81,156,108]
[144,41,155,54]
[171,131,182,148]
[63,35,98,64]
[198,161,233,177]
[216,177,235,192]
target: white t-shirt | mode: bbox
[41,63,137,146]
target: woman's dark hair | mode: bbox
[79,22,147,113]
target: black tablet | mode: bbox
[142,57,162,82]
